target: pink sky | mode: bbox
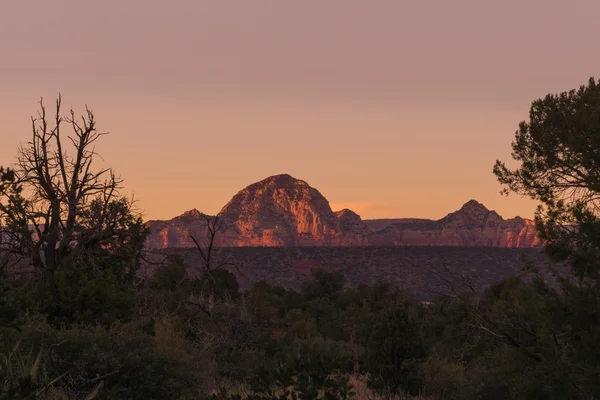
[1,1,599,220]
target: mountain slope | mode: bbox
[145,209,214,249]
[368,200,541,247]
[217,174,344,246]
[146,174,370,248]
[145,176,540,248]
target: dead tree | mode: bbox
[188,214,241,317]
[0,95,128,296]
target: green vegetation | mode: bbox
[2,78,600,399]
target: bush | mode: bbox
[52,266,135,326]
[364,307,426,395]
[15,319,201,400]
[419,355,465,399]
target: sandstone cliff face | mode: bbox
[217,174,339,246]
[335,209,370,246]
[145,209,213,249]
[144,175,541,249]
[145,174,370,248]
[368,200,541,248]
[217,174,370,246]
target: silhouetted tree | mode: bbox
[0,167,18,277]
[188,214,239,316]
[491,77,600,398]
[0,96,147,314]
[494,77,600,280]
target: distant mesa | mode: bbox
[145,174,541,249]
[368,199,540,248]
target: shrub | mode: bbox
[15,320,200,400]
[419,355,465,399]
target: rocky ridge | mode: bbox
[145,174,541,248]
[216,174,368,246]
[368,200,541,247]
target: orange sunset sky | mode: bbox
[1,1,599,221]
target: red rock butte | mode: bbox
[145,174,541,249]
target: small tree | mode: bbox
[188,214,239,316]
[364,306,426,396]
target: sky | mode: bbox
[1,0,599,221]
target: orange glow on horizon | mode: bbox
[1,1,596,222]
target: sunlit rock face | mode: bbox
[217,174,369,246]
[145,177,541,249]
[368,200,542,248]
[335,209,370,246]
[145,174,370,248]
[145,209,214,249]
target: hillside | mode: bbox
[145,174,541,248]
[141,246,554,300]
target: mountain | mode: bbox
[216,174,369,246]
[145,209,215,249]
[146,174,370,248]
[335,209,371,245]
[364,218,434,232]
[144,175,541,248]
[369,200,541,247]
